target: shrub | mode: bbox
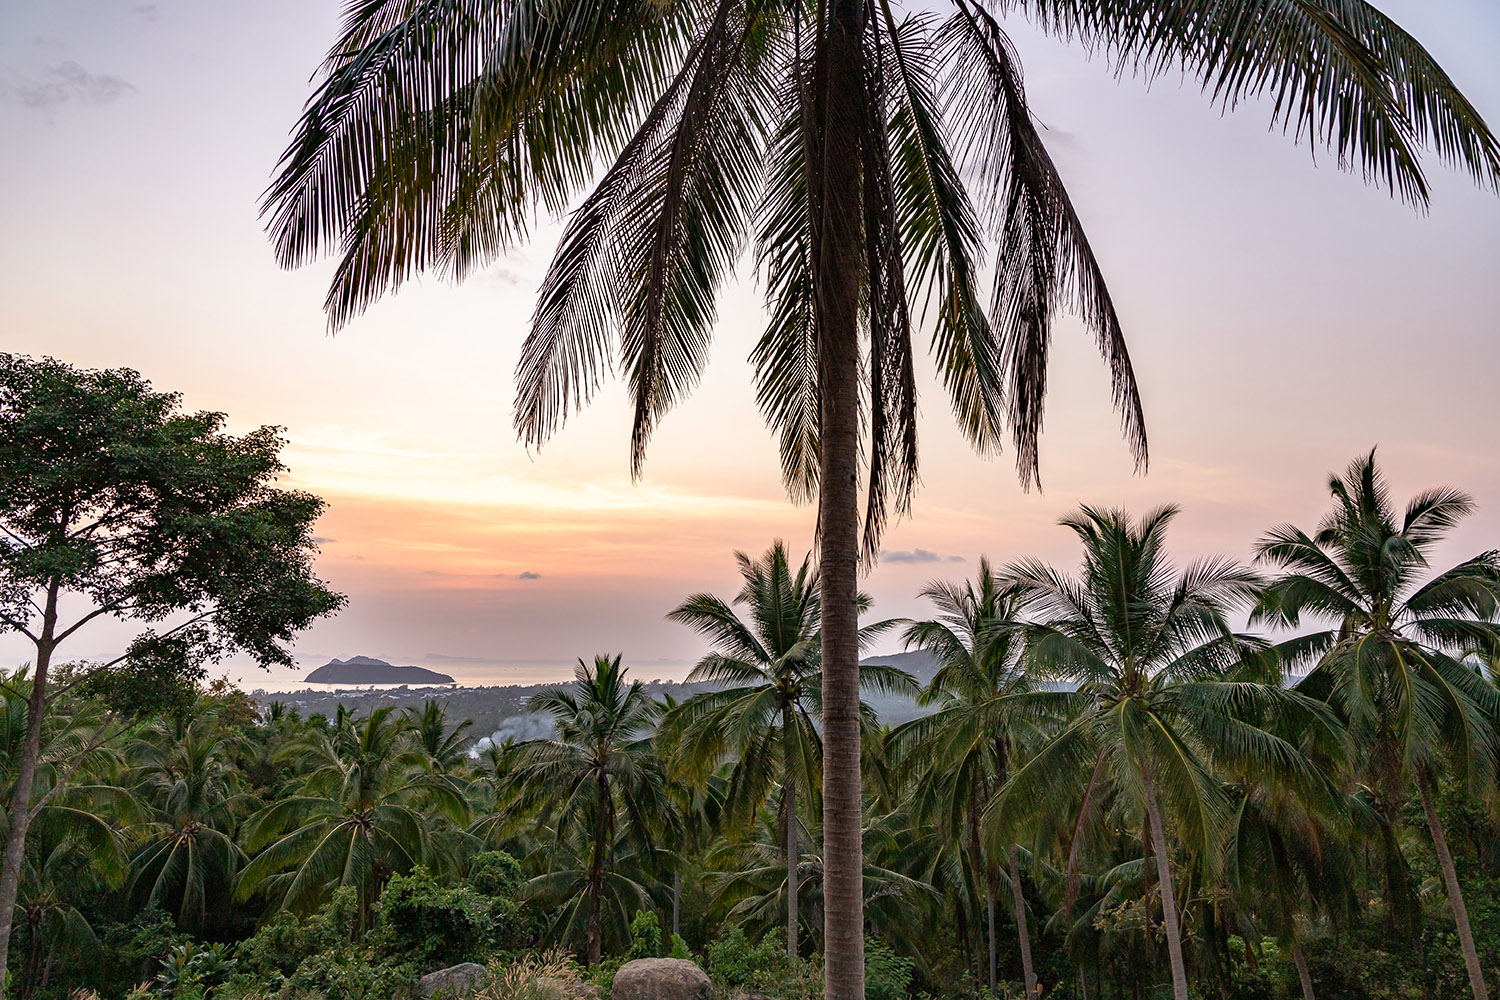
[471,950,583,1000]
[470,853,524,898]
[864,939,914,1000]
[373,867,494,971]
[627,911,664,959]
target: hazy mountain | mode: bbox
[304,656,455,685]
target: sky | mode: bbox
[1,0,1498,690]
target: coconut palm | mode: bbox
[404,699,476,773]
[891,558,1038,993]
[129,719,253,932]
[512,654,668,965]
[989,506,1340,1000]
[1255,451,1500,1000]
[663,541,908,957]
[236,705,469,922]
[266,2,1499,993]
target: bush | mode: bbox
[472,950,584,1000]
[702,928,820,1000]
[373,867,494,971]
[864,939,914,1000]
[627,911,664,959]
[470,852,524,898]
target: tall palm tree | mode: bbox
[663,541,907,957]
[988,506,1340,1000]
[1255,451,1500,1000]
[236,705,469,922]
[266,6,1498,995]
[512,654,667,965]
[891,558,1037,993]
[129,719,252,932]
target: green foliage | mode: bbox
[627,910,663,959]
[864,939,915,1000]
[372,867,493,971]
[668,934,692,961]
[703,928,821,1000]
[470,852,524,898]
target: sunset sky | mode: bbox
[2,0,1497,690]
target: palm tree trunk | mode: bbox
[1066,751,1107,923]
[1418,768,1490,1000]
[986,879,997,991]
[967,798,994,992]
[0,582,58,993]
[783,705,799,959]
[1290,936,1315,1000]
[672,871,681,940]
[1008,846,1037,996]
[814,2,867,998]
[586,775,610,966]
[1143,777,1190,1000]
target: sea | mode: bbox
[223,655,698,694]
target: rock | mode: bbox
[726,991,776,1000]
[610,959,711,1000]
[418,962,490,998]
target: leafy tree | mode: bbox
[892,558,1037,993]
[1256,451,1500,1000]
[237,705,469,922]
[990,505,1339,1000]
[664,541,907,956]
[0,353,343,988]
[512,655,667,965]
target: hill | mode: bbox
[303,656,455,685]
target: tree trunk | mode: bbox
[0,582,58,992]
[586,774,611,966]
[1143,778,1190,1000]
[784,704,799,959]
[1418,769,1490,1000]
[1290,936,1315,1000]
[1008,846,1037,996]
[1066,751,1107,923]
[968,797,994,992]
[672,871,681,940]
[813,1,867,998]
[986,879,997,992]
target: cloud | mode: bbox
[5,61,133,111]
[310,536,337,544]
[876,548,936,563]
[879,549,966,565]
[133,4,160,21]
[518,571,542,580]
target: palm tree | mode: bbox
[512,654,667,965]
[266,6,1498,995]
[663,541,908,957]
[891,558,1037,993]
[989,506,1340,1000]
[236,705,469,922]
[404,700,476,773]
[1255,451,1500,1000]
[129,719,252,932]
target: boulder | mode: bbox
[418,962,490,998]
[610,958,712,1000]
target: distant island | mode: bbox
[304,656,455,685]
